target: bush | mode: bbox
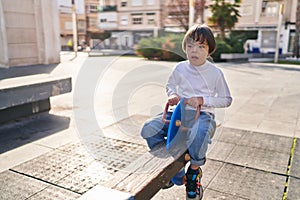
[212,38,232,62]
[136,34,186,61]
[225,34,246,53]
[135,37,162,60]
[212,31,257,61]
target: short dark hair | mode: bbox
[182,24,216,55]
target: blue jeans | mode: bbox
[141,110,216,166]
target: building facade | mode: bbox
[57,0,298,55]
[58,0,86,50]
[205,0,297,55]
[98,0,163,49]
[0,0,60,68]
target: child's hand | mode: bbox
[168,94,180,106]
[187,97,203,108]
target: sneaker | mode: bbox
[184,167,203,199]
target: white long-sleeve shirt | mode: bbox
[166,60,232,113]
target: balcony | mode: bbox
[98,5,117,12]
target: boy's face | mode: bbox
[186,40,209,66]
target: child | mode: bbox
[141,24,232,199]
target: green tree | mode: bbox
[164,0,206,31]
[209,0,241,40]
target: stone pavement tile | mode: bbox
[34,127,80,150]
[256,120,296,137]
[11,149,93,185]
[246,90,277,107]
[238,131,293,154]
[287,177,300,200]
[0,143,52,173]
[101,114,149,145]
[235,103,269,116]
[61,137,148,166]
[223,116,261,132]
[207,128,286,166]
[207,163,286,200]
[55,160,115,194]
[203,188,247,200]
[0,171,80,200]
[207,141,235,162]
[0,170,48,200]
[263,107,298,125]
[296,121,300,138]
[226,145,289,174]
[213,127,248,144]
[27,185,80,200]
[0,112,70,154]
[290,140,300,178]
[201,160,224,187]
[8,137,148,196]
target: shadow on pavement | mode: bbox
[0,63,58,80]
[0,112,70,153]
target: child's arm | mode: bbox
[166,66,181,106]
[203,73,232,108]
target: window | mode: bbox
[78,20,85,32]
[148,18,155,25]
[65,21,72,30]
[132,0,142,6]
[121,1,127,7]
[86,4,99,13]
[147,0,155,5]
[133,17,143,24]
[121,15,129,25]
[131,13,143,24]
[261,31,276,48]
[288,30,295,53]
[89,18,98,27]
[261,1,278,16]
[146,12,155,15]
[146,13,156,25]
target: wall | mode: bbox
[0,0,60,68]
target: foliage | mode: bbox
[136,31,257,62]
[209,0,241,40]
[224,33,245,53]
[212,31,258,61]
[136,34,186,61]
[211,37,232,61]
[226,31,258,53]
[164,0,205,31]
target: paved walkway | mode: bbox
[0,52,299,199]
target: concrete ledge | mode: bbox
[0,74,71,123]
[0,99,50,123]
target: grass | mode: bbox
[277,60,300,65]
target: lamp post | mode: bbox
[274,3,284,63]
[189,0,195,28]
[72,0,78,57]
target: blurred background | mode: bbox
[0,0,299,68]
